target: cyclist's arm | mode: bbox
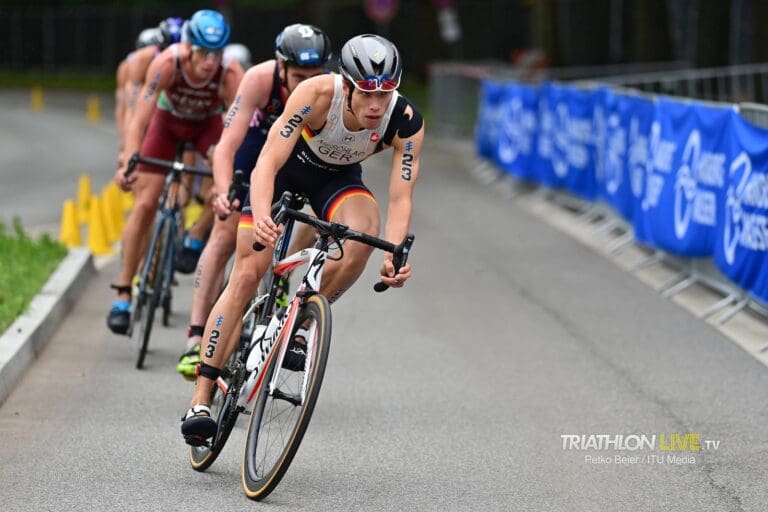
[212,64,268,197]
[384,113,424,247]
[250,78,326,222]
[122,46,156,150]
[115,59,128,146]
[219,60,244,109]
[123,51,173,163]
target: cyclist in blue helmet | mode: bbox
[176,24,332,382]
[183,9,231,50]
[107,9,244,336]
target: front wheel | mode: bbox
[189,358,242,471]
[241,294,331,500]
[135,217,169,369]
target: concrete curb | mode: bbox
[0,248,95,406]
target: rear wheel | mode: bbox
[241,294,331,500]
[135,218,169,369]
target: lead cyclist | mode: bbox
[181,34,425,442]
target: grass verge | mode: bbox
[0,218,67,334]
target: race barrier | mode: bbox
[476,80,768,317]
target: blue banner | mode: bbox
[714,114,768,301]
[494,82,538,180]
[476,81,506,160]
[532,83,598,199]
[632,99,732,257]
[595,92,655,222]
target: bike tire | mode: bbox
[136,218,169,369]
[241,293,332,500]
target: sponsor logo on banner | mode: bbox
[723,152,768,264]
[537,101,591,178]
[604,112,626,196]
[673,130,725,239]
[629,117,649,200]
[498,96,536,164]
[641,121,678,211]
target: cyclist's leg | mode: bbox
[177,213,238,379]
[312,176,380,304]
[108,111,177,333]
[179,127,263,375]
[184,211,272,417]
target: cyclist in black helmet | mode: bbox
[181,34,424,442]
[176,23,332,380]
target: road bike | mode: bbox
[124,144,212,369]
[187,191,414,500]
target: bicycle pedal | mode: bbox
[184,435,211,448]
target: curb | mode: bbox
[0,248,95,406]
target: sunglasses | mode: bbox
[191,46,223,59]
[352,75,400,92]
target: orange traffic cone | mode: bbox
[88,194,113,256]
[59,199,81,248]
[77,174,92,224]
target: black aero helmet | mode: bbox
[339,34,402,91]
[135,27,163,50]
[275,24,332,67]
[184,9,231,50]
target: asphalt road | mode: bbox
[1,92,768,511]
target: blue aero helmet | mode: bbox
[183,10,231,50]
[158,17,184,48]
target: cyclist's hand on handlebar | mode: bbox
[213,191,239,218]
[252,214,282,249]
[380,258,411,289]
[114,164,136,192]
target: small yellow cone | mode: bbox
[77,174,92,224]
[101,186,121,243]
[59,199,81,248]
[88,195,113,256]
[86,95,102,124]
[30,86,44,112]
[121,189,135,212]
[105,182,125,236]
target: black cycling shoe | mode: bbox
[106,300,131,335]
[181,405,217,446]
[281,332,307,372]
[175,246,201,274]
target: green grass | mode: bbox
[0,218,67,334]
[0,70,116,92]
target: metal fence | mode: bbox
[429,60,768,136]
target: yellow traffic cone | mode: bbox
[121,189,135,213]
[30,86,44,112]
[105,182,125,236]
[59,199,81,248]
[77,174,92,224]
[101,186,121,243]
[88,194,113,256]
[86,95,102,124]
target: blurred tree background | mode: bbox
[0,0,764,83]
